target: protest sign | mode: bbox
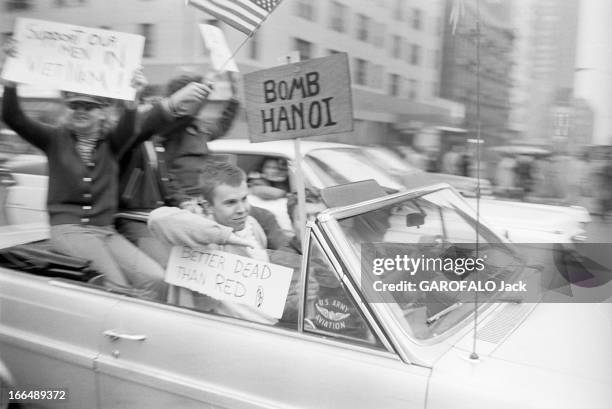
[166,246,293,319]
[199,24,239,73]
[244,52,353,142]
[1,18,145,100]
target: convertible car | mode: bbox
[0,182,610,408]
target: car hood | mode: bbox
[427,302,612,408]
[453,302,612,382]
[464,199,588,241]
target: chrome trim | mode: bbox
[103,329,147,342]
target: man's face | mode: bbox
[210,181,250,231]
[66,101,104,131]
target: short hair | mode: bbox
[196,161,246,203]
[165,74,204,96]
[286,188,322,223]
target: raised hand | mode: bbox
[166,81,212,117]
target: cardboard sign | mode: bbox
[1,18,145,100]
[199,24,239,73]
[166,246,293,318]
[244,53,353,142]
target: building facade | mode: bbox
[1,0,463,146]
[439,0,514,150]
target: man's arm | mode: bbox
[148,206,255,248]
[1,85,55,151]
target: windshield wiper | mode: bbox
[426,302,463,326]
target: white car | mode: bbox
[206,139,590,243]
[0,139,590,243]
[0,182,610,408]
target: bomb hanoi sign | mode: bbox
[2,18,144,100]
[244,53,353,142]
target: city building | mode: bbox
[574,0,612,145]
[439,0,514,150]
[508,0,584,147]
[0,0,462,146]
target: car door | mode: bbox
[0,270,119,408]
[96,232,430,408]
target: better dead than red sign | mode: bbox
[244,53,353,142]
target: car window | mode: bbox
[303,235,383,348]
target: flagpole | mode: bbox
[204,0,286,76]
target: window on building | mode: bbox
[329,1,347,33]
[294,38,313,60]
[5,0,32,10]
[295,0,316,21]
[371,22,385,47]
[353,58,367,86]
[434,49,441,69]
[389,74,401,96]
[355,14,370,42]
[412,8,423,30]
[55,0,87,6]
[408,79,418,100]
[410,44,421,65]
[394,0,406,21]
[369,64,383,89]
[249,32,260,60]
[328,49,341,55]
[139,23,155,58]
[391,35,402,59]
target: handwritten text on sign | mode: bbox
[1,18,144,100]
[165,246,293,318]
[244,53,353,142]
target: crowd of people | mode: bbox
[1,37,347,328]
[407,141,612,215]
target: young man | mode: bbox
[148,161,275,322]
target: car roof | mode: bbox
[207,138,359,158]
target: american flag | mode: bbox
[449,0,465,35]
[187,0,282,35]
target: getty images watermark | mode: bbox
[360,243,612,303]
[371,253,525,293]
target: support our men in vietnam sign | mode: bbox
[243,52,353,142]
[165,246,293,319]
[1,18,144,100]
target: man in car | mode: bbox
[148,161,277,322]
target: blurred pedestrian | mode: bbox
[514,154,534,200]
[442,145,461,175]
[495,153,516,196]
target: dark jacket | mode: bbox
[118,99,240,209]
[2,86,169,226]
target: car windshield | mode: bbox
[304,148,406,191]
[333,188,527,340]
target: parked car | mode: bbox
[0,139,590,243]
[362,145,494,198]
[1,182,610,408]
[206,139,589,242]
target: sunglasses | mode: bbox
[67,101,102,111]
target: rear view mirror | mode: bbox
[320,180,387,208]
[406,213,425,227]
